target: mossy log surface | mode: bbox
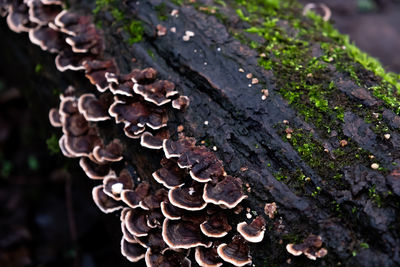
[1,0,400,266]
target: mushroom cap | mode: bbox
[103,169,134,200]
[146,210,164,229]
[145,248,191,267]
[7,1,36,33]
[29,25,65,53]
[121,182,150,209]
[64,134,101,157]
[83,59,118,92]
[162,137,196,159]
[286,234,327,260]
[195,246,223,267]
[189,154,224,183]
[141,188,168,210]
[217,236,252,267]
[65,24,103,54]
[162,219,212,249]
[125,209,152,237]
[54,10,92,36]
[93,139,123,163]
[120,237,146,263]
[200,212,232,238]
[77,93,110,121]
[79,157,116,180]
[133,80,177,106]
[203,176,247,209]
[237,216,266,243]
[130,68,158,84]
[92,185,123,213]
[109,98,168,138]
[27,0,62,25]
[58,135,75,158]
[63,113,89,136]
[121,221,137,243]
[49,108,62,127]
[172,96,190,110]
[55,47,93,72]
[141,130,169,150]
[152,158,186,189]
[177,146,212,169]
[169,182,207,211]
[160,201,183,220]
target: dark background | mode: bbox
[0,0,399,266]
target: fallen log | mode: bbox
[0,0,399,266]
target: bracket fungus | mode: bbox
[195,246,223,267]
[237,216,266,243]
[217,236,252,266]
[5,2,274,265]
[286,234,328,260]
[162,219,212,249]
[203,175,247,209]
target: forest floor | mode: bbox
[0,0,400,266]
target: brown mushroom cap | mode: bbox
[130,68,158,84]
[54,10,92,36]
[7,1,35,33]
[141,130,170,150]
[64,134,102,158]
[200,212,232,238]
[160,201,184,220]
[217,236,252,267]
[141,189,168,210]
[145,248,191,267]
[109,97,168,138]
[203,176,247,209]
[237,216,266,243]
[169,182,207,211]
[29,25,65,53]
[121,182,150,209]
[195,246,223,267]
[146,210,164,229]
[103,169,134,200]
[162,219,212,249]
[79,157,116,180]
[83,59,118,92]
[63,113,89,136]
[49,108,62,127]
[92,185,123,213]
[27,0,62,25]
[121,221,137,243]
[125,209,152,237]
[65,24,103,54]
[163,137,196,159]
[172,96,190,110]
[152,158,186,189]
[189,154,224,183]
[55,47,94,72]
[120,237,146,263]
[133,80,178,106]
[286,234,327,260]
[93,139,123,163]
[77,93,110,121]
[177,146,212,169]
[58,135,75,158]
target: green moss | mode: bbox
[34,63,43,74]
[155,3,168,21]
[93,0,144,45]
[46,134,61,155]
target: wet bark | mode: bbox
[0,0,399,266]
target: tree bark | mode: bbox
[1,0,400,266]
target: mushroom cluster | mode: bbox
[1,2,275,265]
[1,0,105,73]
[286,234,328,260]
[106,67,189,145]
[49,89,123,177]
[101,135,266,266]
